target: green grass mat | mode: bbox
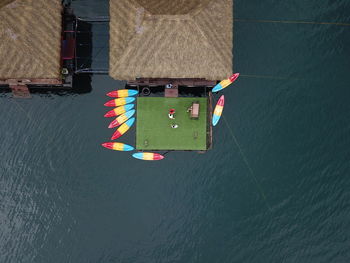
[136,97,207,150]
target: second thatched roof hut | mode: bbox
[0,0,62,80]
[109,0,233,81]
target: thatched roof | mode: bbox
[109,0,233,81]
[0,0,62,80]
[0,0,14,9]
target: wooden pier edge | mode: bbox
[10,84,31,99]
[127,78,217,87]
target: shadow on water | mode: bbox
[74,20,93,93]
[71,18,94,94]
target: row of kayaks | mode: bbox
[211,73,239,126]
[102,141,164,160]
[101,89,165,161]
[103,90,137,140]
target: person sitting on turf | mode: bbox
[168,108,175,119]
[171,124,178,128]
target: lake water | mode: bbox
[1,0,350,262]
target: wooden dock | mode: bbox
[164,84,178,97]
[10,84,31,99]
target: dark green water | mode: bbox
[1,1,350,262]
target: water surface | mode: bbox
[1,0,350,262]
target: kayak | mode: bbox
[132,152,164,161]
[212,73,240,93]
[212,95,224,126]
[101,142,134,151]
[104,97,135,107]
[108,109,135,128]
[111,117,135,140]
[107,89,138,98]
[104,104,134,118]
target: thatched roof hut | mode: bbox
[109,0,233,81]
[0,0,62,80]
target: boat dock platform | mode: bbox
[128,79,215,152]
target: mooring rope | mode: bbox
[12,100,36,125]
[239,74,298,80]
[235,18,350,27]
[222,115,272,211]
[79,45,106,70]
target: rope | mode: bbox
[235,18,350,27]
[240,74,294,80]
[78,45,106,70]
[222,115,272,211]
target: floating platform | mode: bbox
[136,97,209,151]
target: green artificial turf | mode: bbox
[136,97,207,150]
